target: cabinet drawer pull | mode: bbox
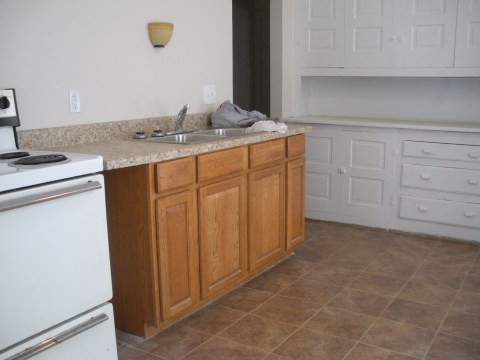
[421,149,433,155]
[464,211,476,218]
[468,153,480,159]
[420,174,431,181]
[468,179,479,186]
[418,205,430,213]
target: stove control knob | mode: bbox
[0,96,10,110]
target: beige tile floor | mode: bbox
[116,221,480,360]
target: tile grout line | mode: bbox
[340,235,438,360]
[256,227,369,360]
[420,245,480,359]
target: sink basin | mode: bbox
[136,128,256,144]
[195,128,251,136]
[144,133,223,144]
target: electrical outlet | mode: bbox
[203,84,216,105]
[69,90,81,113]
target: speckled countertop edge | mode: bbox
[51,124,311,171]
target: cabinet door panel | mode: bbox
[397,0,457,68]
[199,176,247,299]
[338,129,396,220]
[455,0,480,67]
[306,129,341,215]
[296,0,345,67]
[287,158,306,251]
[345,0,395,67]
[156,191,199,320]
[249,165,286,271]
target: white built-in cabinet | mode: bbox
[455,0,480,67]
[296,0,480,74]
[305,125,397,228]
[304,122,480,242]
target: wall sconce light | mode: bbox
[148,22,174,47]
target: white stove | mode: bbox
[0,148,103,193]
[0,89,117,360]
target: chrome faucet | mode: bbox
[174,104,190,132]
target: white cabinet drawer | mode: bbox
[403,141,480,163]
[401,164,480,196]
[399,196,480,229]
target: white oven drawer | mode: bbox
[401,164,480,196]
[0,175,112,351]
[399,195,480,229]
[0,303,117,360]
[402,141,480,163]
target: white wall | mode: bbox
[0,0,232,130]
[301,77,480,123]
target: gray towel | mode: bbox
[211,100,267,128]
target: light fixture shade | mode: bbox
[148,22,174,47]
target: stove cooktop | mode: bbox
[0,149,104,193]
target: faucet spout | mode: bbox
[174,104,190,132]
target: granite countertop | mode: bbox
[52,124,311,170]
[288,115,480,133]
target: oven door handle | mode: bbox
[6,313,109,360]
[0,181,102,213]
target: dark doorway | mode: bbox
[232,0,270,117]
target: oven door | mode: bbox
[0,174,112,351]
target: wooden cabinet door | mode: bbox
[156,190,199,320]
[198,176,247,299]
[287,158,306,251]
[248,164,286,271]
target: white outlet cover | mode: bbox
[203,84,216,105]
[69,90,81,113]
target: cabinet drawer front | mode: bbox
[403,141,480,163]
[399,196,480,229]
[249,139,286,168]
[155,157,196,193]
[197,147,247,183]
[401,164,480,195]
[287,134,305,158]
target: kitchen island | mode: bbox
[53,124,310,338]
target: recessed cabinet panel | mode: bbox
[349,176,384,206]
[350,139,386,170]
[412,25,444,49]
[456,0,480,67]
[355,27,383,50]
[355,0,383,17]
[306,137,333,174]
[307,173,332,200]
[414,0,446,13]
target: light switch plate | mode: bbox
[203,84,216,105]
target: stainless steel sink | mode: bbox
[195,128,251,136]
[137,128,257,144]
[144,133,224,144]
